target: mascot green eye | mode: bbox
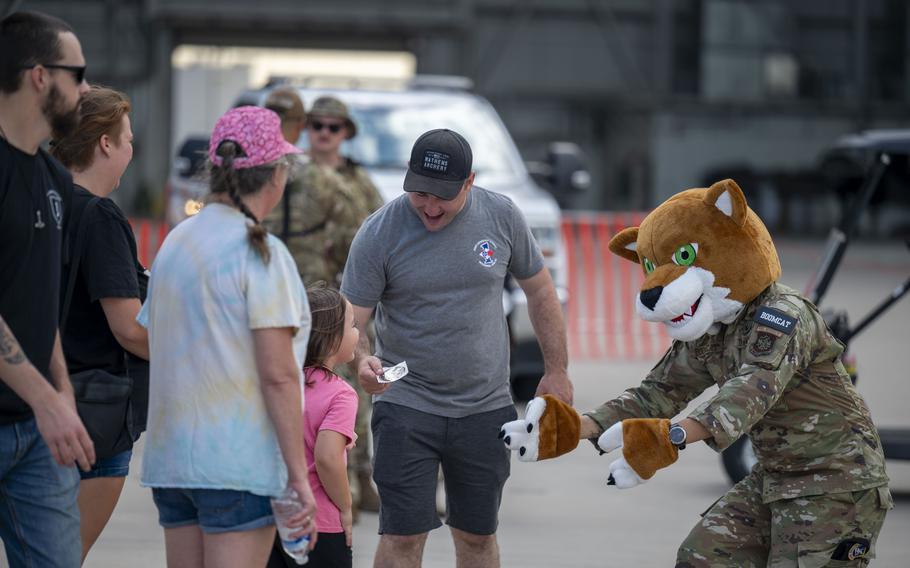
[642,258,655,274]
[672,243,698,267]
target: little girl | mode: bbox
[269,285,360,568]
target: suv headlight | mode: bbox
[530,224,566,291]
[184,198,204,218]
[531,225,558,259]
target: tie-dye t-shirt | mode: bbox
[137,203,310,497]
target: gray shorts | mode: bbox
[371,402,518,536]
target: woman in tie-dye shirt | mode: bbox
[138,107,318,568]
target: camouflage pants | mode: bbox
[337,363,373,499]
[676,471,891,568]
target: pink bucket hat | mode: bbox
[208,106,302,169]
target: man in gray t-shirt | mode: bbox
[341,128,571,568]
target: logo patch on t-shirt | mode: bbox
[474,239,497,267]
[422,150,450,174]
[47,189,63,230]
[752,306,797,335]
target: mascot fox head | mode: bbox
[609,179,781,342]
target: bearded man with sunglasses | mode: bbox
[0,10,95,568]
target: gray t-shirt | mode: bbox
[341,186,544,418]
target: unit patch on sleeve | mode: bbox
[831,537,870,561]
[749,329,778,357]
[752,306,797,335]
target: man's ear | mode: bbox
[608,227,640,264]
[704,179,747,227]
[463,171,476,193]
[28,66,50,93]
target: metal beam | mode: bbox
[2,0,23,17]
[585,0,655,105]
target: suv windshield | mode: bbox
[311,96,521,177]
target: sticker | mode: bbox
[378,361,409,383]
[753,306,797,335]
[749,330,778,356]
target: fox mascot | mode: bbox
[501,179,891,567]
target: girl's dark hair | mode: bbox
[51,85,131,170]
[209,140,283,264]
[304,284,347,384]
[0,11,74,94]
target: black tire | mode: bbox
[721,435,757,484]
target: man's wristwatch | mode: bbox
[668,423,687,450]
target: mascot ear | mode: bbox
[608,227,640,264]
[704,179,748,227]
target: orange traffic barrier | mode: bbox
[561,212,671,362]
[128,218,169,268]
[133,213,670,361]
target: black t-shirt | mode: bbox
[60,185,144,375]
[0,137,71,424]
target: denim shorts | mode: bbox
[79,448,132,480]
[151,487,274,534]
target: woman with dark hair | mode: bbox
[51,84,148,563]
[268,284,359,568]
[138,106,318,568]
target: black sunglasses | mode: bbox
[26,63,86,84]
[310,120,343,134]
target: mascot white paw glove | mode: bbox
[500,395,580,462]
[597,418,679,489]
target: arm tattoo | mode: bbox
[0,316,27,365]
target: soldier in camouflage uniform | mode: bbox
[267,96,383,287]
[502,180,891,567]
[265,95,383,514]
[262,87,310,243]
[583,281,892,567]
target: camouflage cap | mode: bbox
[264,88,306,122]
[308,96,357,139]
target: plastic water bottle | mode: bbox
[270,487,310,565]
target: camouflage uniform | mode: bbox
[584,282,892,567]
[266,158,382,287]
[264,154,383,512]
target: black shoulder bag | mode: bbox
[61,197,136,461]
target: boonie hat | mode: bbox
[308,96,357,139]
[403,129,473,200]
[264,87,306,122]
[208,106,302,169]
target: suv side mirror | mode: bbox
[548,142,591,193]
[174,156,193,177]
[529,142,591,207]
[525,160,553,190]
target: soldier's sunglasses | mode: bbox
[310,120,344,134]
[25,63,86,84]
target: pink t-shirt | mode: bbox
[303,367,358,533]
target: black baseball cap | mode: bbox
[403,129,473,200]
